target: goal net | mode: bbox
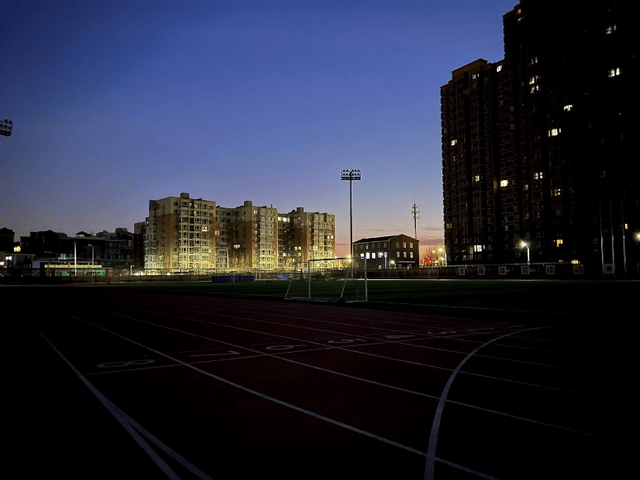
[284,257,368,303]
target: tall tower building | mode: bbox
[441,0,638,274]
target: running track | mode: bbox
[10,287,624,479]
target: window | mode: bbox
[500,179,509,188]
[608,67,621,78]
[606,25,617,34]
[548,128,561,137]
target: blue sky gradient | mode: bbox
[1,0,516,255]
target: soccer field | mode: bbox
[106,278,635,321]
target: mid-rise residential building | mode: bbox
[143,193,335,273]
[278,207,336,270]
[145,193,217,272]
[441,0,638,274]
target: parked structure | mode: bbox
[441,0,638,275]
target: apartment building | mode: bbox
[144,193,335,273]
[441,0,638,273]
[145,193,216,272]
[278,207,336,270]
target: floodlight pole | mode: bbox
[341,169,361,260]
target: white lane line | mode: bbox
[152,304,556,365]
[108,311,596,435]
[423,327,541,480]
[65,313,428,459]
[28,321,211,480]
[132,306,597,397]
[149,298,507,339]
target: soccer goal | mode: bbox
[284,257,369,303]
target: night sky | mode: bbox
[1,0,515,256]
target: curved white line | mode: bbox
[423,327,543,480]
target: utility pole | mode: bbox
[411,202,420,240]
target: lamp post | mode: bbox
[521,241,530,265]
[341,169,361,260]
[88,244,95,277]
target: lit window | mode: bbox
[555,239,564,247]
[500,180,509,187]
[553,188,562,196]
[474,175,480,182]
[608,67,621,77]
[534,171,544,180]
[606,25,617,34]
[451,139,457,146]
[496,65,503,73]
[563,104,573,112]
[548,128,561,137]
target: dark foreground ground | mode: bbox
[6,284,634,479]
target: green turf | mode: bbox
[103,278,635,322]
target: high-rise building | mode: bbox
[144,193,335,273]
[441,0,638,274]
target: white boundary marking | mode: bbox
[103,310,595,435]
[64,314,429,458]
[27,321,212,480]
[423,328,541,480]
[132,306,597,397]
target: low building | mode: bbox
[353,234,420,268]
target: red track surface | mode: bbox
[11,288,624,479]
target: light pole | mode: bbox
[341,169,361,260]
[521,241,530,265]
[88,244,95,277]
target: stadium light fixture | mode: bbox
[341,169,361,260]
[0,119,13,137]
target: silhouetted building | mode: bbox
[441,0,638,275]
[0,227,15,252]
[20,229,134,270]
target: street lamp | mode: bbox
[521,241,530,265]
[88,244,95,276]
[341,169,361,260]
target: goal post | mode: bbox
[284,257,368,303]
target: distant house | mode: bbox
[353,234,419,268]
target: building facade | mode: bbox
[441,0,638,274]
[144,193,335,273]
[353,234,419,269]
